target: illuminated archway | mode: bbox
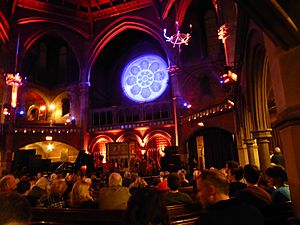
[89,135,114,164]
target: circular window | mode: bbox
[121,54,169,103]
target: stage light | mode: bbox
[49,104,55,110]
[39,105,46,111]
[19,110,25,115]
[121,54,169,103]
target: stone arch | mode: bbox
[18,88,49,121]
[116,132,143,146]
[144,130,172,146]
[186,127,237,169]
[20,29,81,77]
[245,28,272,172]
[88,135,114,162]
[87,16,170,83]
[0,12,9,43]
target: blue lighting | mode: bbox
[121,54,169,103]
[19,110,25,115]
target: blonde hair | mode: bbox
[50,179,67,196]
[70,180,92,207]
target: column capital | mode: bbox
[79,81,90,88]
[251,129,272,140]
[168,65,181,76]
[243,138,254,146]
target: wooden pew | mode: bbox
[31,203,204,225]
[31,208,125,225]
[167,203,204,225]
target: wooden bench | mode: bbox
[167,203,204,225]
[31,208,125,225]
[31,203,204,225]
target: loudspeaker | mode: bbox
[164,146,179,156]
[12,150,36,175]
[75,150,94,174]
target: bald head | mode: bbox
[108,173,122,187]
[274,147,281,154]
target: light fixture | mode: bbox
[45,136,53,141]
[5,73,22,108]
[164,21,192,48]
[49,104,55,110]
[46,143,54,152]
[39,105,46,111]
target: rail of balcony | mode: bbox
[89,100,174,131]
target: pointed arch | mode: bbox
[87,16,170,83]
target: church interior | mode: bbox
[0,0,300,217]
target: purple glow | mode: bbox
[121,54,169,103]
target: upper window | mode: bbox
[121,54,169,103]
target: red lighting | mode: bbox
[39,105,46,111]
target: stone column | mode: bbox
[168,65,181,146]
[243,138,256,165]
[237,144,249,166]
[79,81,90,151]
[4,108,17,173]
[252,129,272,173]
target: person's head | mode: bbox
[124,171,131,179]
[133,177,148,188]
[34,176,49,191]
[265,165,288,187]
[108,172,122,187]
[226,161,239,171]
[0,192,32,225]
[167,173,180,191]
[228,166,244,182]
[125,187,169,225]
[16,180,31,195]
[274,147,281,154]
[196,169,229,209]
[243,164,261,185]
[0,175,17,192]
[70,180,92,207]
[50,179,67,196]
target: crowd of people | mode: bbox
[0,157,293,225]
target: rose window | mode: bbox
[121,54,169,103]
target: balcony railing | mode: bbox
[89,100,174,131]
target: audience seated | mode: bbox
[0,175,17,193]
[178,171,190,187]
[157,171,169,192]
[123,171,134,187]
[29,176,49,206]
[265,165,291,205]
[0,192,32,225]
[37,179,68,208]
[194,169,264,225]
[16,180,37,207]
[164,173,193,206]
[227,166,246,197]
[69,180,98,208]
[98,172,130,210]
[236,164,272,215]
[124,186,170,225]
[129,176,148,194]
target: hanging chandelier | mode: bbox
[164,21,192,48]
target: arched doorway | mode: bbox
[187,127,237,169]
